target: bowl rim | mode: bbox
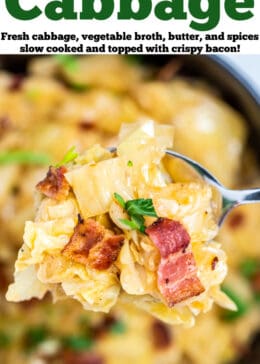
[209,55,260,105]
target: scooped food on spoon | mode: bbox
[6,121,235,326]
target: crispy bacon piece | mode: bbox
[146,218,190,258]
[146,218,204,306]
[158,251,204,306]
[151,320,172,349]
[63,218,124,270]
[88,234,124,270]
[36,166,70,201]
[63,218,105,265]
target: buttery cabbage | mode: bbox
[6,121,235,325]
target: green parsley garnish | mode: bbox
[127,160,133,167]
[114,193,158,233]
[119,218,146,233]
[0,332,11,348]
[54,55,79,73]
[62,335,93,352]
[24,326,49,350]
[0,150,51,166]
[125,198,158,218]
[110,321,127,335]
[239,259,260,305]
[71,83,90,92]
[240,259,260,279]
[221,285,250,321]
[56,146,78,167]
[113,192,126,209]
[255,292,260,303]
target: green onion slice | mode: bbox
[0,150,51,166]
[221,285,250,321]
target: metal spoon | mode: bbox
[165,149,260,226]
[109,147,260,227]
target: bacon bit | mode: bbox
[38,352,61,363]
[146,218,190,258]
[231,338,250,357]
[228,211,245,229]
[63,351,104,364]
[146,218,204,306]
[0,117,11,130]
[93,315,117,339]
[211,256,219,270]
[63,219,105,265]
[63,219,124,270]
[36,166,70,201]
[88,234,124,270]
[78,120,96,131]
[252,272,260,293]
[9,75,24,92]
[151,320,172,349]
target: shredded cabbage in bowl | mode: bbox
[6,120,236,325]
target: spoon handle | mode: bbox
[220,187,260,205]
[217,187,260,226]
[234,188,260,205]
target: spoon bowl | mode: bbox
[165,149,260,226]
[109,146,260,227]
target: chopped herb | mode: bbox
[54,55,78,73]
[131,214,146,233]
[78,315,90,328]
[0,150,51,166]
[114,193,158,233]
[240,259,260,279]
[221,285,249,321]
[24,326,49,350]
[119,218,139,230]
[71,83,89,92]
[254,292,260,303]
[56,146,78,167]
[127,160,133,167]
[114,192,126,209]
[110,321,127,335]
[62,335,93,352]
[0,332,10,348]
[125,198,158,218]
[131,214,145,227]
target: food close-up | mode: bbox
[0,55,259,364]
